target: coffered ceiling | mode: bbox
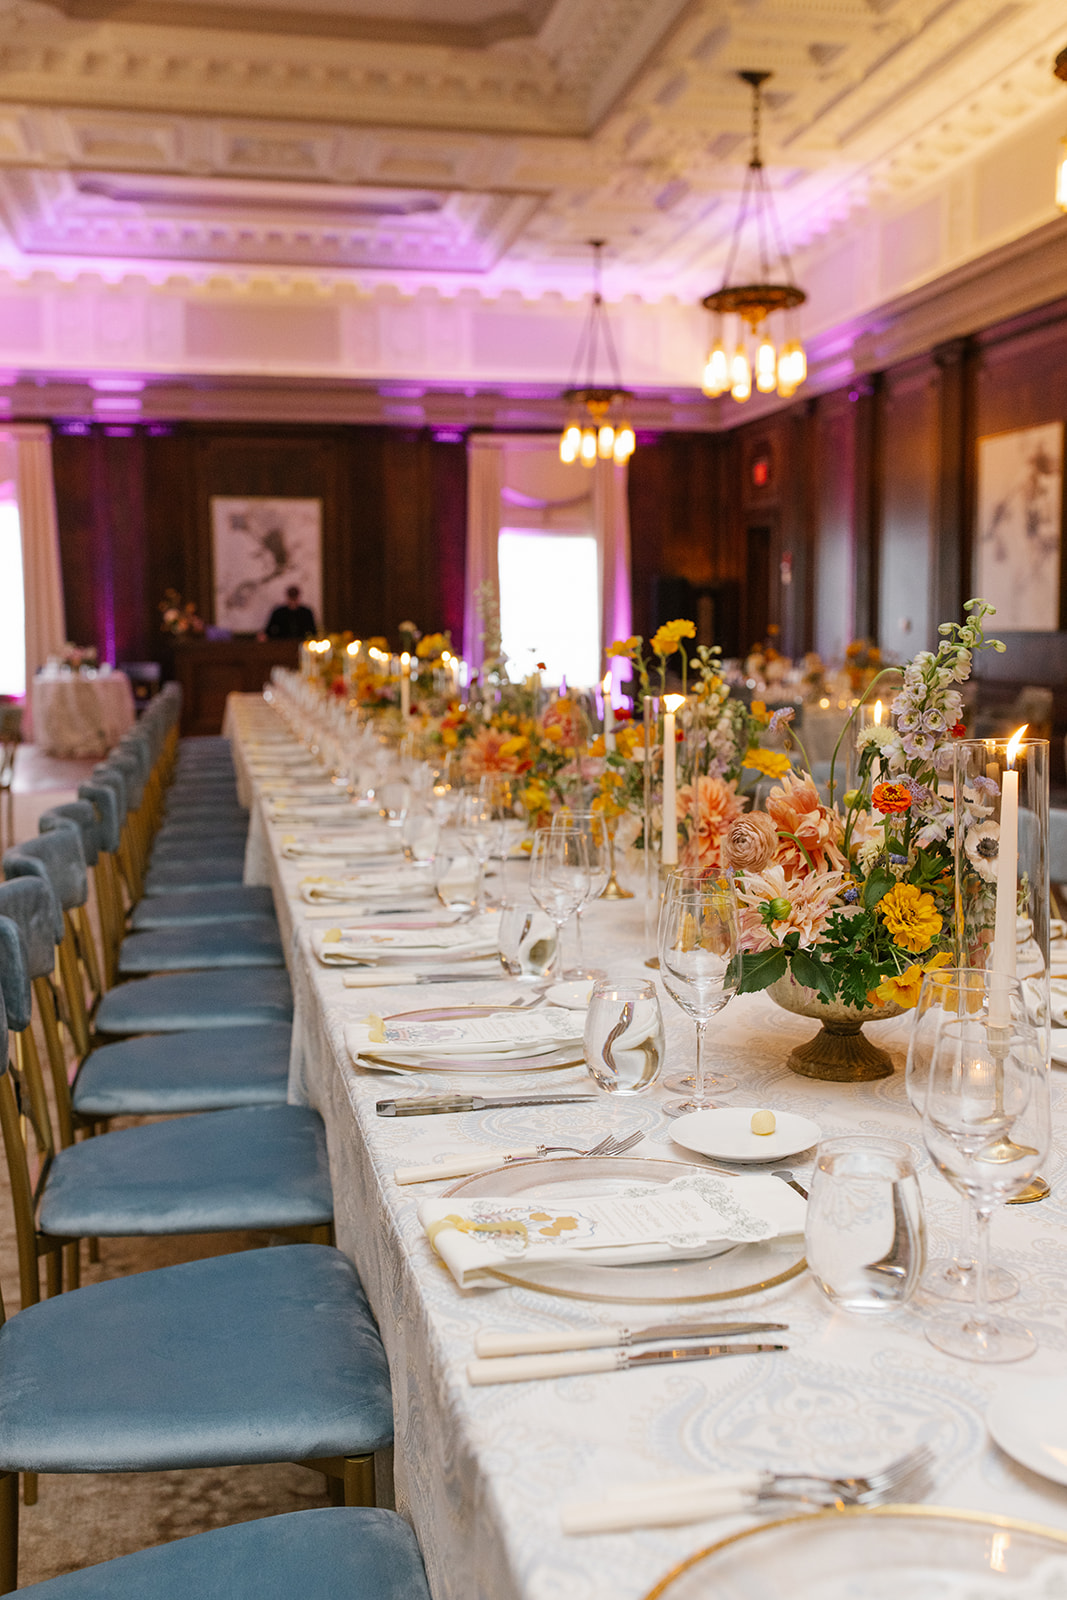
[0,0,1061,393]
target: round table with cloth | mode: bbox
[31,671,137,758]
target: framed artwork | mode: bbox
[210,496,323,634]
[974,423,1064,631]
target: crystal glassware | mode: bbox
[528,828,591,984]
[921,969,1050,1362]
[657,870,739,1113]
[805,1136,926,1314]
[497,900,558,981]
[550,810,610,979]
[457,793,495,912]
[584,980,664,1095]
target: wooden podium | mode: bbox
[172,639,300,735]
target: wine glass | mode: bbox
[906,969,1016,1303]
[479,774,527,900]
[921,968,1050,1362]
[528,829,590,984]
[550,810,609,979]
[457,793,494,913]
[657,871,739,1114]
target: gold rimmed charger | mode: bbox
[640,1504,1067,1599]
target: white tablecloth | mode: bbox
[32,672,136,758]
[225,693,1067,1600]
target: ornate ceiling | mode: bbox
[0,0,1061,394]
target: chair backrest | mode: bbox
[0,877,56,1029]
[40,802,101,868]
[4,828,88,916]
[91,764,129,827]
[78,782,121,854]
[109,750,146,811]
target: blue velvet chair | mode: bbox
[0,879,331,1273]
[15,1508,431,1599]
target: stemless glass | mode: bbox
[906,970,1015,1303]
[550,810,610,979]
[921,969,1050,1363]
[657,871,739,1114]
[497,900,558,981]
[805,1137,926,1314]
[584,980,664,1094]
[529,828,590,984]
[401,807,439,867]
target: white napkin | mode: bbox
[282,834,401,860]
[345,1006,578,1060]
[316,913,499,964]
[420,1172,805,1289]
[1051,980,1067,1027]
[299,869,434,903]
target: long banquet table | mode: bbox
[224,692,1067,1600]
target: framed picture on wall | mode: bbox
[210,496,323,634]
[974,422,1064,631]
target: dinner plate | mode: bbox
[444,1157,806,1303]
[987,1378,1067,1485]
[670,1108,821,1164]
[359,1045,585,1074]
[640,1506,1067,1599]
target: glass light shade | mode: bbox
[702,343,729,397]
[559,423,581,463]
[730,348,751,402]
[755,334,777,393]
[579,427,598,467]
[613,423,635,462]
[1058,138,1067,212]
[778,339,807,391]
[597,423,616,459]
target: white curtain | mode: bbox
[11,425,66,738]
[464,433,631,680]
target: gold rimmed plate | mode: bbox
[640,1505,1067,1599]
[444,1157,806,1303]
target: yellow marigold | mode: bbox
[588,734,606,757]
[650,619,696,657]
[441,728,459,747]
[416,632,448,659]
[743,748,793,779]
[879,882,943,954]
[750,700,767,721]
[869,951,952,1009]
[606,636,641,659]
[542,724,563,743]
[616,725,644,759]
[498,735,527,759]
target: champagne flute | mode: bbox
[921,968,1049,1362]
[550,809,609,978]
[906,969,1015,1303]
[657,871,739,1114]
[528,828,590,984]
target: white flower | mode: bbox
[856,724,896,750]
[964,821,999,883]
[915,815,951,848]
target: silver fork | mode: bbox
[748,1443,935,1510]
[514,1131,644,1162]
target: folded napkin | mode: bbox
[561,1472,785,1534]
[419,1172,806,1289]
[282,834,401,860]
[270,805,378,825]
[395,1146,544,1184]
[299,868,434,903]
[317,913,500,965]
[345,1004,578,1061]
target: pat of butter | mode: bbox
[750,1110,776,1137]
[366,1012,386,1044]
[322,928,342,942]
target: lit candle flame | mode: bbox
[873,700,882,725]
[663,693,686,712]
[1006,724,1028,767]
[346,640,360,656]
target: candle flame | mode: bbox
[346,640,360,656]
[1006,725,1028,767]
[873,700,882,725]
[602,672,611,695]
[663,693,686,713]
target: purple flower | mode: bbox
[843,887,859,903]
[902,776,933,806]
[889,853,908,864]
[768,707,795,735]
[971,774,1000,799]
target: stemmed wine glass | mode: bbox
[920,968,1050,1363]
[657,871,739,1115]
[550,810,609,979]
[528,828,591,984]
[457,793,494,913]
[478,774,526,900]
[906,969,1015,1302]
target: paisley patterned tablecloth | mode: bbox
[225,693,1067,1600]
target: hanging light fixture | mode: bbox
[1055,47,1067,210]
[701,70,807,404]
[559,240,635,467]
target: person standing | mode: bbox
[263,586,317,640]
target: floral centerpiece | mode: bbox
[724,598,1005,1080]
[60,642,98,671]
[159,589,205,637]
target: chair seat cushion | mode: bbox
[96,968,292,1033]
[17,1508,431,1600]
[0,1245,393,1472]
[128,887,276,929]
[73,1023,291,1114]
[39,1105,332,1236]
[143,861,247,895]
[117,922,283,974]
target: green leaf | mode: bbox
[737,947,788,994]
[863,866,895,911]
[790,949,837,1003]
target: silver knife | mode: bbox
[376,1091,598,1117]
[467,1342,787,1386]
[474,1320,788,1358]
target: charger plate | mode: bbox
[641,1506,1067,1600]
[444,1157,806,1303]
[359,1046,584,1074]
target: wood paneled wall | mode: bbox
[52,424,468,666]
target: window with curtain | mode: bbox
[497,526,600,686]
[0,484,24,697]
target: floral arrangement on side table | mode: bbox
[724,599,1005,1081]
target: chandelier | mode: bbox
[701,70,807,403]
[1056,46,1067,209]
[559,240,635,466]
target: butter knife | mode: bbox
[474,1320,787,1358]
[467,1342,786,1386]
[376,1091,598,1117]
